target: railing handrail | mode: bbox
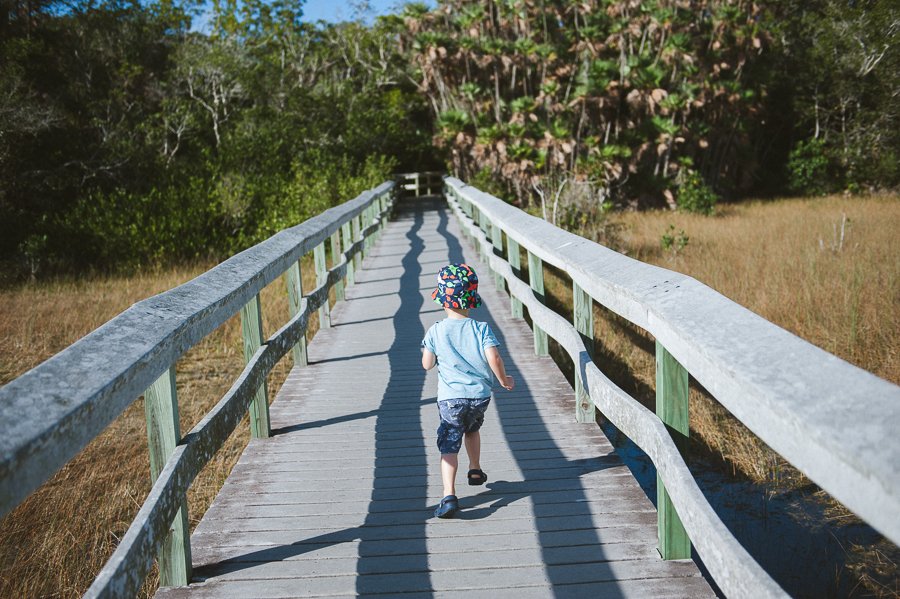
[444,177,900,596]
[0,181,394,521]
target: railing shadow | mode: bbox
[434,201,627,594]
[355,199,432,596]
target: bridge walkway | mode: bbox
[156,198,714,598]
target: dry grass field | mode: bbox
[0,259,325,598]
[0,193,896,597]
[539,192,899,596]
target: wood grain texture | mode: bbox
[144,368,191,587]
[445,177,900,550]
[156,198,714,599]
[0,182,394,520]
[446,188,786,597]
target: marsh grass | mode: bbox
[0,257,326,598]
[0,194,897,596]
[537,192,899,596]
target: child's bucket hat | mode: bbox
[432,263,483,309]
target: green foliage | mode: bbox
[0,1,436,277]
[787,138,831,195]
[661,224,689,256]
[676,161,718,215]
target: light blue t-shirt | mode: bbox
[422,317,500,400]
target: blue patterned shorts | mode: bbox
[436,397,492,454]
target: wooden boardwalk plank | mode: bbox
[156,198,714,598]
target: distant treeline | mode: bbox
[0,0,896,276]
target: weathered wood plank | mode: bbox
[240,294,271,439]
[527,250,549,356]
[282,261,308,367]
[143,369,191,587]
[507,237,523,319]
[446,177,900,551]
[313,243,331,330]
[160,199,713,599]
[656,341,691,560]
[0,182,394,519]
[573,282,595,424]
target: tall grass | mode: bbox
[0,194,896,597]
[541,192,899,595]
[0,259,324,597]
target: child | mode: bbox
[421,263,515,518]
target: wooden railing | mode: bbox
[395,171,443,199]
[444,177,900,599]
[0,181,396,597]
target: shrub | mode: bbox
[788,137,832,195]
[676,163,718,215]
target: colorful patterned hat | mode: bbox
[432,263,483,309]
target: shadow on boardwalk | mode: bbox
[184,199,706,597]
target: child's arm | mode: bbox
[422,348,437,370]
[485,346,515,390]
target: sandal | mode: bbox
[434,495,459,518]
[467,469,488,486]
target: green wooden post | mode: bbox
[330,231,345,302]
[656,341,691,559]
[490,221,504,290]
[573,282,595,423]
[241,294,270,438]
[144,368,191,586]
[352,215,362,270]
[341,221,355,286]
[527,250,549,356]
[472,208,483,260]
[507,237,523,318]
[283,261,308,367]
[362,205,372,258]
[314,242,331,329]
[378,195,389,236]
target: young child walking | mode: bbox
[421,263,515,518]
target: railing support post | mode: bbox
[241,294,271,438]
[573,283,595,423]
[352,215,362,270]
[490,221,504,290]
[656,341,691,559]
[144,368,191,586]
[527,250,549,356]
[341,221,355,286]
[283,261,309,367]
[314,243,331,329]
[362,205,373,259]
[330,232,345,302]
[507,237,523,319]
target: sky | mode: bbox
[190,0,429,32]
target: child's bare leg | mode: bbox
[464,431,481,470]
[440,454,458,497]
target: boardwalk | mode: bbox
[156,198,714,598]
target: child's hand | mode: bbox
[502,375,515,390]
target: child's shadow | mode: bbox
[454,456,622,520]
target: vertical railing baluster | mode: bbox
[144,368,191,586]
[656,341,691,559]
[241,294,271,438]
[330,231,345,302]
[352,215,362,270]
[573,282,595,423]
[507,237,523,319]
[342,221,355,286]
[283,261,308,367]
[314,242,331,329]
[362,204,372,259]
[472,208,483,260]
[527,250,549,356]
[490,220,504,290]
